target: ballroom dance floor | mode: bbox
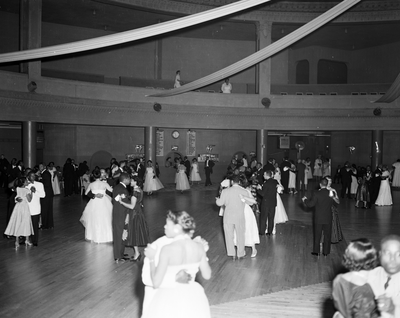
[0,181,399,318]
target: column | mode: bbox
[256,20,272,97]
[154,38,162,80]
[371,130,383,169]
[256,129,268,165]
[20,0,42,79]
[145,126,157,163]
[22,121,37,169]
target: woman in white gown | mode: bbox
[80,169,113,243]
[288,161,297,194]
[143,211,212,318]
[304,158,313,190]
[48,162,60,195]
[314,155,323,181]
[231,176,259,258]
[143,160,164,195]
[273,168,289,234]
[375,165,393,206]
[176,162,190,192]
[190,158,201,185]
[392,159,400,187]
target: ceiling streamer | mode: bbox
[0,0,270,64]
[149,0,361,97]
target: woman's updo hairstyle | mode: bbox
[15,177,27,188]
[167,210,196,234]
[92,168,101,179]
[342,238,378,271]
[132,175,143,187]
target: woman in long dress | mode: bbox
[80,169,113,243]
[350,165,358,198]
[326,176,342,244]
[375,165,393,206]
[272,177,289,235]
[232,176,259,258]
[143,211,212,318]
[355,173,371,209]
[120,176,149,262]
[174,70,181,88]
[143,160,164,195]
[314,155,323,182]
[392,159,400,187]
[304,158,313,190]
[332,238,379,318]
[4,177,34,248]
[48,162,60,195]
[176,161,190,193]
[190,158,201,185]
[288,160,297,194]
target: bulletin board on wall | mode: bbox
[279,136,290,149]
[198,154,219,162]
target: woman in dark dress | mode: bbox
[332,238,379,318]
[121,175,150,261]
[326,176,343,244]
[62,158,75,197]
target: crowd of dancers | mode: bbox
[3,153,400,318]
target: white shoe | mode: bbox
[251,250,257,258]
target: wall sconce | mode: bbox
[206,145,215,153]
[171,146,179,151]
[347,146,356,154]
[135,144,144,153]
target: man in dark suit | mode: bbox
[136,158,146,183]
[302,178,336,256]
[204,156,214,186]
[257,170,278,236]
[112,172,131,262]
[280,157,291,194]
[370,165,383,204]
[340,162,352,199]
[263,158,275,173]
[0,154,9,188]
[39,163,54,229]
[255,162,264,185]
[183,156,191,179]
[296,158,306,192]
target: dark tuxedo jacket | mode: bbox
[304,188,334,224]
[184,160,191,174]
[263,162,275,173]
[205,159,215,173]
[136,163,146,180]
[41,169,54,197]
[112,183,130,220]
[256,168,264,185]
[340,167,352,183]
[258,178,278,208]
[297,162,306,181]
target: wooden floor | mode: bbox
[1,181,399,318]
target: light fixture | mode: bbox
[206,145,215,153]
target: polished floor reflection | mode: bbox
[0,182,399,318]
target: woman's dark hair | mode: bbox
[239,174,248,188]
[15,177,27,188]
[132,175,143,187]
[342,238,378,271]
[92,168,101,179]
[167,210,196,234]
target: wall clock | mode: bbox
[172,130,180,139]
